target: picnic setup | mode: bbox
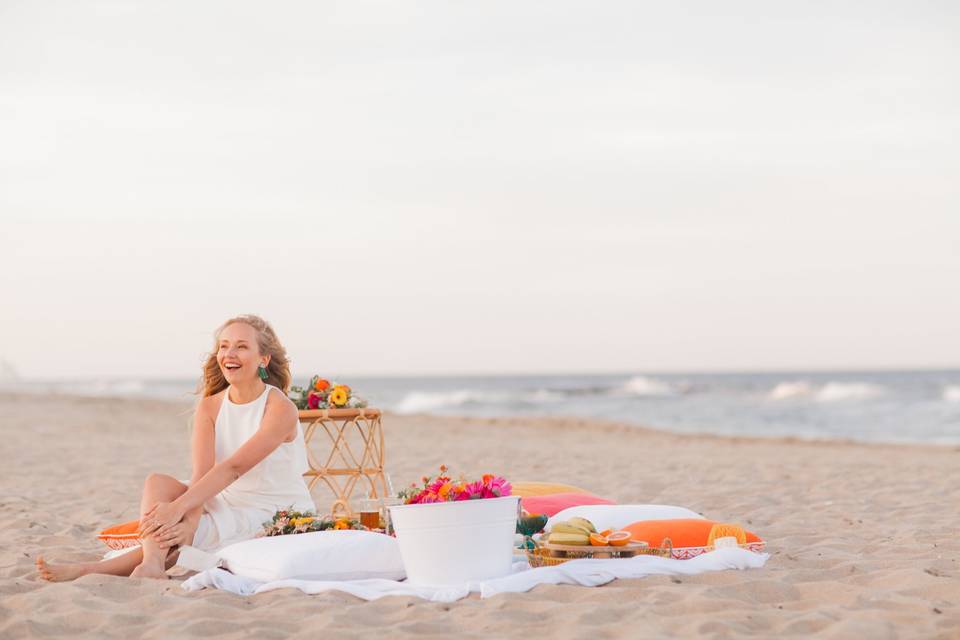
[99,377,769,601]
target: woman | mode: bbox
[37,314,315,581]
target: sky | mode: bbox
[1,1,959,379]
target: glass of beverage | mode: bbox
[358,497,381,529]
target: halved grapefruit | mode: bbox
[607,531,632,546]
[589,532,609,546]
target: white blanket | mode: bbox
[180,547,768,603]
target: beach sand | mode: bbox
[2,392,959,638]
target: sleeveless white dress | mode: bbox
[190,384,315,551]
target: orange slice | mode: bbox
[599,529,613,537]
[589,532,609,546]
[607,531,632,546]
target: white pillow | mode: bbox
[547,505,704,533]
[216,530,406,583]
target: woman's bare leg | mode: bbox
[36,545,182,582]
[130,473,189,579]
[37,473,188,582]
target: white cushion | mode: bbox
[216,531,405,583]
[547,504,704,533]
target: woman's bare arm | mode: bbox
[140,391,298,532]
[183,397,217,523]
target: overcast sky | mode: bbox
[1,1,958,379]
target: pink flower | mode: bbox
[488,477,512,497]
[426,476,451,495]
[307,392,321,410]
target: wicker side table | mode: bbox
[298,407,387,517]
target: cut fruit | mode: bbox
[589,533,609,546]
[599,529,613,537]
[607,531,632,546]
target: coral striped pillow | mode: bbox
[98,519,141,550]
[521,493,614,517]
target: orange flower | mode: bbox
[482,474,494,485]
[437,482,453,499]
[313,378,331,392]
[334,518,350,530]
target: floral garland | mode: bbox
[288,375,368,410]
[398,465,512,504]
[259,508,368,537]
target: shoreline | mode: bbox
[3,390,957,452]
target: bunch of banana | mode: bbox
[545,517,597,545]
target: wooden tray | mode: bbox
[527,539,672,567]
[541,541,648,557]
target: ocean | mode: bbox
[8,369,960,445]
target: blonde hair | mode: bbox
[198,314,292,397]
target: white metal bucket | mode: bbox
[388,496,520,586]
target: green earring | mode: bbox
[257,364,269,381]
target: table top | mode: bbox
[298,407,381,420]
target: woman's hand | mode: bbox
[152,518,198,549]
[139,501,186,538]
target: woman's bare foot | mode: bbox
[36,556,89,582]
[129,560,168,580]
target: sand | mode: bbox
[1,391,959,639]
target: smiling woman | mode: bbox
[35,314,315,582]
[200,315,292,397]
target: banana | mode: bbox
[550,522,592,536]
[567,517,597,533]
[547,532,590,545]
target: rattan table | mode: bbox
[298,407,387,517]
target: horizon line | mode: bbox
[12,364,960,382]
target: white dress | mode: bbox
[190,384,315,551]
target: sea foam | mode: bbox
[768,380,885,402]
[767,381,813,400]
[815,382,885,402]
[617,376,675,396]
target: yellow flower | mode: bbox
[330,386,349,407]
[334,518,350,530]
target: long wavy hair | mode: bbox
[198,315,292,397]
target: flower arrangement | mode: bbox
[259,508,369,537]
[398,465,512,504]
[288,375,368,410]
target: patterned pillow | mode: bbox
[98,519,141,550]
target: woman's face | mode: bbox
[217,322,267,385]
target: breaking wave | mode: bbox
[393,388,565,414]
[768,380,886,402]
[616,376,676,396]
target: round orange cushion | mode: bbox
[624,519,762,548]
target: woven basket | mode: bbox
[526,538,673,568]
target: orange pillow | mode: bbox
[623,519,765,560]
[512,482,593,498]
[98,519,141,550]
